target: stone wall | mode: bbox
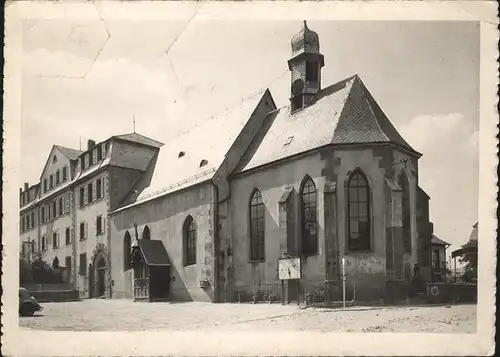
[109,183,215,302]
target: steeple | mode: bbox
[288,21,325,112]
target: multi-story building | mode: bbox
[19,134,163,297]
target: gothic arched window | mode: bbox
[184,216,197,266]
[249,189,265,261]
[301,176,318,256]
[123,231,132,271]
[142,225,151,240]
[399,172,411,254]
[347,170,371,251]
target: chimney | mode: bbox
[87,139,96,150]
[24,182,29,191]
[19,188,22,194]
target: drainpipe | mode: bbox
[71,190,78,292]
[212,183,220,303]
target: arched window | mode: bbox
[249,189,265,261]
[142,225,151,240]
[301,176,318,256]
[184,216,197,266]
[399,172,411,254]
[123,231,132,271]
[347,170,371,251]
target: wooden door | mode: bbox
[134,262,149,300]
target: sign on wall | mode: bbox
[278,257,301,280]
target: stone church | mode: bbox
[20,21,433,303]
[108,21,433,303]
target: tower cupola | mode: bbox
[291,20,321,56]
[288,21,325,112]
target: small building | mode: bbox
[130,235,172,302]
[431,234,450,282]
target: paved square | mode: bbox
[19,300,477,332]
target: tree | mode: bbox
[31,255,63,284]
[19,258,33,284]
[458,239,478,282]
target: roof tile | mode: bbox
[240,75,417,172]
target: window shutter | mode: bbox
[102,216,106,234]
[85,222,89,239]
[64,195,68,214]
[92,182,97,201]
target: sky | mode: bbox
[21,19,479,259]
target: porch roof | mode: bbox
[133,239,172,267]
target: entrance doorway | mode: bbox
[96,257,106,297]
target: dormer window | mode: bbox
[97,145,103,161]
[199,159,208,168]
[52,155,57,163]
[283,136,294,147]
[178,151,185,158]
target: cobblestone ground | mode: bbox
[19,300,476,332]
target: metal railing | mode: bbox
[229,278,358,307]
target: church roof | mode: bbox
[240,75,418,172]
[113,91,270,212]
[112,132,164,148]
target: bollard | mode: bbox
[342,257,346,309]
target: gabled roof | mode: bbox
[132,239,171,266]
[431,234,451,247]
[240,75,419,172]
[112,132,164,148]
[112,90,271,213]
[39,145,80,180]
[56,145,83,160]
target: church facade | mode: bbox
[21,21,433,303]
[108,22,433,302]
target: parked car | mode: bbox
[19,287,43,316]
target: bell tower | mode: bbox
[288,21,325,112]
